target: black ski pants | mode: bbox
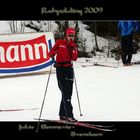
[121,35,133,64]
[56,66,74,118]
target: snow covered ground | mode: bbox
[0,53,140,122]
[0,21,140,122]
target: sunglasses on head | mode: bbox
[68,34,75,37]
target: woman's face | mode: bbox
[67,34,75,42]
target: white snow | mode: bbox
[0,21,140,122]
[0,55,140,121]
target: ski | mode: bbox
[81,63,118,68]
[0,107,38,112]
[131,61,140,65]
[34,118,115,132]
[94,63,118,68]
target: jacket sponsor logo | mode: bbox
[59,45,66,48]
[0,34,54,73]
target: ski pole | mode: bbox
[73,68,83,116]
[36,64,53,133]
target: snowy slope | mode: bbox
[0,21,11,34]
[78,21,108,52]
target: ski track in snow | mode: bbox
[0,56,140,121]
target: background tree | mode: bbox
[8,21,26,33]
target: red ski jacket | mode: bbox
[49,39,78,67]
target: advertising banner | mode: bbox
[0,32,55,76]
